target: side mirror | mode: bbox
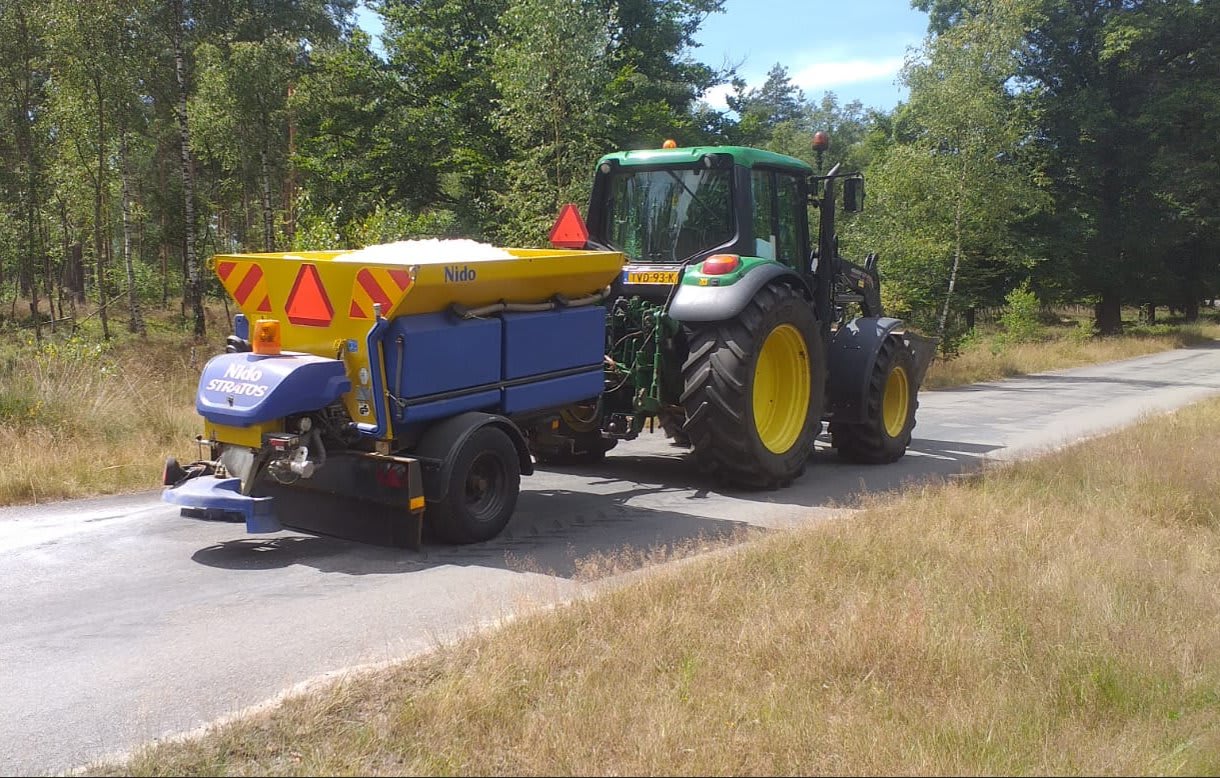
[843,176,865,212]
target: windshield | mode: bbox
[601,167,733,263]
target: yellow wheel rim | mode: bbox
[752,324,811,454]
[882,365,910,438]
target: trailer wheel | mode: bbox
[830,336,917,464]
[427,426,521,544]
[680,282,825,489]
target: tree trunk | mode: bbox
[260,148,274,251]
[1140,302,1155,324]
[173,0,205,337]
[158,146,170,307]
[120,131,145,335]
[94,73,110,340]
[66,241,85,303]
[937,158,968,344]
[27,197,40,343]
[285,83,296,246]
[41,215,56,327]
[1184,296,1199,322]
[1094,292,1122,336]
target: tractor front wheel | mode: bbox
[830,336,918,463]
[680,283,825,489]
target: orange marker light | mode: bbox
[702,254,741,275]
[252,319,282,355]
[662,139,677,149]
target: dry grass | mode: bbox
[0,305,227,505]
[924,317,1220,389]
[94,397,1220,776]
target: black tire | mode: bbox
[426,426,521,544]
[830,336,918,464]
[680,282,826,489]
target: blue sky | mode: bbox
[354,1,930,112]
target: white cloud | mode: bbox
[700,82,737,112]
[791,56,906,92]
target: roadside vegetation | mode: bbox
[93,394,1220,776]
[923,303,1220,389]
[0,298,1215,508]
[0,305,224,505]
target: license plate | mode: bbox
[624,269,679,285]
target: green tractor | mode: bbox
[528,138,936,488]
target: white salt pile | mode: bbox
[337,238,514,264]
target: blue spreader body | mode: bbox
[196,352,350,427]
[162,476,282,534]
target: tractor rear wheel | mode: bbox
[680,282,825,489]
[830,336,917,463]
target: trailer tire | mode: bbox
[427,425,521,544]
[680,282,825,489]
[830,336,917,464]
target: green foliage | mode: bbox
[1068,317,1095,345]
[849,0,1047,344]
[997,282,1044,344]
[1,0,1218,356]
[292,197,462,250]
[490,0,615,246]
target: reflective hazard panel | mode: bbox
[349,267,413,320]
[285,264,334,327]
[216,261,272,313]
[549,203,589,249]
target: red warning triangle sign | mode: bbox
[285,264,334,327]
[549,203,589,249]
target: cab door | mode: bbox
[748,167,812,272]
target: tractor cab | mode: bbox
[585,145,818,295]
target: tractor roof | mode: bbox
[597,145,814,174]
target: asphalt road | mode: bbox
[3,345,1220,775]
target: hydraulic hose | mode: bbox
[451,287,611,320]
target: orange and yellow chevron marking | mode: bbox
[348,267,413,320]
[216,260,272,313]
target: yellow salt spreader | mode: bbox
[162,241,624,547]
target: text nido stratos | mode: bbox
[206,363,269,397]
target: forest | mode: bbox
[0,0,1216,349]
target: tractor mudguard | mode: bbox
[195,351,350,427]
[827,317,912,424]
[412,412,533,502]
[667,262,810,322]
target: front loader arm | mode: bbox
[833,252,883,320]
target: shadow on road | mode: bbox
[191,430,1001,581]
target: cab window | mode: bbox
[750,170,776,260]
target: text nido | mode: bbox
[444,265,477,283]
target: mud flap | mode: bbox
[904,331,939,387]
[253,452,426,549]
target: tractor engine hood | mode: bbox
[196,352,351,427]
